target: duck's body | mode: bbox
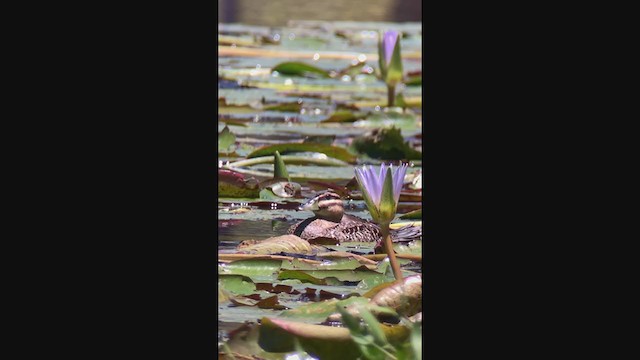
[288,192,421,243]
[287,213,383,242]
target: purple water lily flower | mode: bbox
[355,163,408,223]
[382,30,399,67]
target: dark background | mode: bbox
[9,1,613,359]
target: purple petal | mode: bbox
[392,164,408,205]
[357,166,381,206]
[383,31,399,66]
[368,165,383,205]
[378,163,388,191]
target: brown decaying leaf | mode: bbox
[326,274,422,323]
[235,235,320,255]
[255,283,298,294]
[370,274,422,316]
[229,294,286,310]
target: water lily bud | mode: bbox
[354,163,408,225]
[378,30,404,87]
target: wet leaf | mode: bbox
[272,62,330,78]
[218,259,283,282]
[281,297,368,321]
[277,270,328,285]
[280,258,362,271]
[370,274,422,317]
[247,143,357,164]
[219,275,257,295]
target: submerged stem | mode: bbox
[380,223,403,282]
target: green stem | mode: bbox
[387,85,395,107]
[380,223,403,282]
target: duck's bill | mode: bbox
[299,199,319,211]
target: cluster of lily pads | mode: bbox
[218,21,422,360]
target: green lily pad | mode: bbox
[280,258,363,271]
[219,275,257,295]
[218,259,283,282]
[247,143,357,164]
[272,62,330,78]
[280,297,369,321]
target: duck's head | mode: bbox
[298,191,344,222]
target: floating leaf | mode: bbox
[218,259,283,282]
[278,270,328,285]
[370,274,422,317]
[272,62,330,78]
[264,102,302,112]
[219,275,257,295]
[230,294,285,310]
[218,169,260,198]
[248,143,357,164]
[236,235,318,255]
[280,258,363,271]
[258,317,410,359]
[399,208,422,219]
[321,110,365,123]
[278,262,393,287]
[393,240,422,256]
[281,297,368,321]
